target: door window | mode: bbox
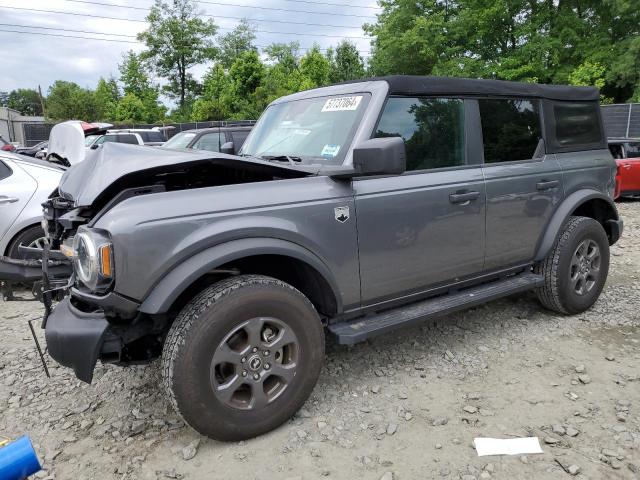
[479,99,542,163]
[553,102,602,147]
[626,142,640,158]
[375,97,465,171]
[192,133,222,152]
[118,134,139,145]
[0,160,11,180]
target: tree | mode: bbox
[138,0,217,110]
[7,89,43,116]
[94,77,120,121]
[46,81,98,121]
[118,51,165,123]
[191,64,232,121]
[264,42,301,72]
[218,19,257,69]
[299,45,331,88]
[327,41,366,83]
[0,91,8,107]
[364,0,640,102]
[115,93,148,123]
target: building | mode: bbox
[0,107,46,146]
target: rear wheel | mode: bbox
[535,216,610,314]
[162,275,325,441]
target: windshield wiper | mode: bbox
[261,155,303,166]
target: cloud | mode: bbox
[0,0,376,96]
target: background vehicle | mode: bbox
[161,123,253,154]
[23,76,622,442]
[91,128,169,147]
[0,153,63,260]
[1,135,16,152]
[609,137,640,198]
[15,141,48,158]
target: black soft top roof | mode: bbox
[350,75,599,102]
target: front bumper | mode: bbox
[0,256,71,283]
[45,297,110,383]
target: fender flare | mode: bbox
[534,189,619,262]
[138,237,342,315]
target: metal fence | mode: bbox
[21,120,256,147]
[601,104,640,138]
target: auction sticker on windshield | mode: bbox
[321,144,341,157]
[322,96,363,112]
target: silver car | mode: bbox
[0,153,63,259]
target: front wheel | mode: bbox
[162,275,325,441]
[535,216,610,314]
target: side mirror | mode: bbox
[220,141,235,155]
[352,137,406,176]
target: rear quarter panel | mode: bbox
[556,149,616,198]
[94,176,361,310]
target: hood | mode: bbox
[59,142,317,208]
[48,121,113,166]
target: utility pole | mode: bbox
[38,85,46,118]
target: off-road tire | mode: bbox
[162,275,325,441]
[535,216,610,315]
[7,225,46,259]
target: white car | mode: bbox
[0,153,63,259]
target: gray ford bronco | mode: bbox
[21,76,625,440]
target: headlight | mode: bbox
[73,227,114,292]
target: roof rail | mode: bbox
[204,120,256,128]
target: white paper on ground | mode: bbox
[474,437,543,456]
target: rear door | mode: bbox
[479,98,563,270]
[355,97,486,307]
[192,132,223,152]
[0,159,37,244]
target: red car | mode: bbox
[0,135,15,152]
[609,138,640,198]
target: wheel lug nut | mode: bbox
[253,374,259,380]
[241,357,246,363]
[252,347,258,353]
[242,370,247,377]
[263,350,270,356]
[264,363,270,370]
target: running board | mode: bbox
[329,272,544,345]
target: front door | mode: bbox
[0,159,37,243]
[354,97,486,307]
[477,98,564,270]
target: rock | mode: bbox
[574,365,586,374]
[386,423,397,435]
[605,354,616,361]
[4,374,16,386]
[565,427,580,437]
[317,421,327,429]
[567,465,580,476]
[483,464,494,473]
[610,459,623,470]
[435,443,442,449]
[480,473,491,480]
[444,350,455,361]
[578,374,591,384]
[552,424,566,435]
[296,430,307,439]
[463,406,478,414]
[404,412,413,421]
[182,440,199,461]
[379,472,394,480]
[398,392,408,400]
[432,417,448,426]
[371,385,381,394]
[544,437,560,445]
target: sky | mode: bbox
[0,0,378,97]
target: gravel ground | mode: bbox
[1,201,639,480]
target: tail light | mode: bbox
[614,164,621,199]
[1,143,15,152]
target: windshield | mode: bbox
[85,135,99,146]
[240,93,370,164]
[163,132,197,149]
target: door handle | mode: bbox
[536,180,559,191]
[0,196,19,205]
[622,164,632,170]
[449,191,480,204]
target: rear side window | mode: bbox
[375,97,465,171]
[0,160,11,180]
[118,134,139,145]
[192,133,222,152]
[553,102,602,147]
[479,99,542,163]
[230,130,250,149]
[138,131,165,143]
[626,142,640,158]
